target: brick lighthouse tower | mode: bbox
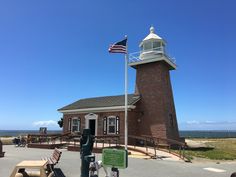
[129,26,180,140]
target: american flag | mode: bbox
[108,38,127,54]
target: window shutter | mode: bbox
[103,117,107,135]
[78,117,81,132]
[116,116,120,134]
[68,118,72,132]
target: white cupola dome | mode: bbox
[142,26,163,41]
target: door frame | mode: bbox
[85,113,98,136]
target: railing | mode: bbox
[27,133,120,147]
[27,133,188,161]
[129,47,176,65]
[27,133,60,144]
[27,132,81,145]
[128,135,187,161]
[94,135,120,148]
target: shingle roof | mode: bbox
[58,94,140,111]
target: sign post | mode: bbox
[80,129,95,177]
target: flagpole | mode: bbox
[124,35,128,150]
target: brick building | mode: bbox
[58,26,181,142]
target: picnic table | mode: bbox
[9,160,48,177]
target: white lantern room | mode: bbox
[129,26,176,70]
[139,26,166,60]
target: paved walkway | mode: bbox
[127,145,181,161]
[1,145,236,177]
[93,142,181,161]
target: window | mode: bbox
[71,117,80,132]
[103,116,120,135]
[169,114,174,127]
[143,42,152,51]
[108,117,116,134]
[140,44,144,51]
[153,41,161,49]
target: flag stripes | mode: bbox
[108,38,127,54]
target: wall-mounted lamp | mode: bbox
[140,111,144,116]
[137,111,144,123]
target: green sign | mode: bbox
[102,148,128,169]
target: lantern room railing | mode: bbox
[129,47,176,65]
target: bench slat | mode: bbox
[41,148,62,166]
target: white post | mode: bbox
[124,36,128,150]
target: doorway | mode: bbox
[85,113,98,136]
[89,119,96,135]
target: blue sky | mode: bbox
[0,0,235,130]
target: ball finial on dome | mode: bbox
[150,26,155,33]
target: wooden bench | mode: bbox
[42,148,62,171]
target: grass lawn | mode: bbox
[0,137,14,145]
[185,138,236,160]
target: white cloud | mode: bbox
[186,120,236,125]
[204,120,216,124]
[180,120,236,130]
[186,120,199,124]
[33,120,57,127]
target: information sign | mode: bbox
[102,148,128,169]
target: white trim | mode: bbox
[85,113,98,136]
[129,55,177,69]
[59,105,136,113]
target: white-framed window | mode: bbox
[143,42,152,51]
[71,117,80,132]
[153,41,161,49]
[103,116,120,135]
[107,116,116,134]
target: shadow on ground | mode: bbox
[187,147,215,151]
[54,168,66,177]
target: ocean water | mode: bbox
[0,130,62,137]
[179,130,236,138]
[1,130,236,138]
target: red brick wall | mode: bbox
[134,61,180,140]
[62,111,139,141]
